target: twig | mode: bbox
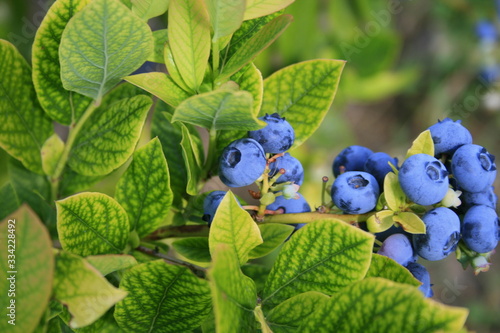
[136,246,207,278]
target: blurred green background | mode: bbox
[1,0,500,331]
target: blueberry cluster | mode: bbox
[203,113,309,228]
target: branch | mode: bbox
[261,211,375,225]
[136,246,206,278]
[146,225,210,240]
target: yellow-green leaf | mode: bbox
[59,167,104,198]
[115,138,173,237]
[366,210,394,233]
[86,254,138,276]
[41,134,65,177]
[172,89,265,130]
[57,192,130,256]
[209,191,263,265]
[260,59,345,148]
[261,219,374,311]
[248,223,294,259]
[180,123,204,195]
[168,0,211,91]
[393,212,426,234]
[299,277,468,333]
[32,0,92,125]
[0,40,54,174]
[0,183,20,220]
[147,29,169,63]
[114,260,211,332]
[206,0,245,40]
[68,95,152,176]
[172,237,211,263]
[244,0,294,20]
[131,0,169,20]
[164,41,193,93]
[73,310,125,333]
[53,251,127,328]
[265,291,330,333]
[218,14,292,80]
[406,130,435,158]
[125,72,190,107]
[59,0,153,102]
[0,206,54,333]
[366,254,420,287]
[383,172,408,212]
[209,244,258,333]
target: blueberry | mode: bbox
[363,152,398,188]
[405,262,433,298]
[427,118,473,156]
[460,187,497,210]
[451,144,497,193]
[332,145,374,177]
[378,233,416,266]
[476,20,497,42]
[266,193,311,231]
[219,138,267,187]
[248,113,294,154]
[412,207,461,261]
[399,154,449,205]
[462,205,499,253]
[331,171,380,214]
[202,191,227,225]
[268,153,304,185]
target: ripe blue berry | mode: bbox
[412,207,461,261]
[428,118,472,156]
[332,145,374,177]
[268,153,304,185]
[462,205,499,253]
[266,193,311,231]
[363,152,398,188]
[405,262,433,298]
[219,138,266,187]
[331,171,380,214]
[399,154,449,205]
[378,233,416,266]
[248,113,294,153]
[202,191,227,225]
[451,144,497,193]
[476,20,497,42]
[460,187,497,210]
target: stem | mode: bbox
[212,40,220,78]
[254,305,272,333]
[146,225,210,240]
[201,128,218,181]
[261,212,375,225]
[50,101,99,202]
[136,246,206,278]
[257,169,270,218]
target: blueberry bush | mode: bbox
[0,0,497,332]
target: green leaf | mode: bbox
[59,0,154,102]
[0,40,54,174]
[209,191,263,265]
[148,29,169,63]
[261,219,374,311]
[209,244,257,333]
[219,14,292,80]
[73,310,125,333]
[244,0,294,20]
[366,210,394,234]
[131,0,169,20]
[393,212,426,234]
[249,223,294,259]
[241,264,270,293]
[115,260,211,332]
[164,41,193,93]
[56,192,130,256]
[180,123,204,195]
[172,237,211,263]
[366,254,420,287]
[32,0,92,125]
[206,0,245,40]
[0,206,54,333]
[68,95,152,176]
[168,0,211,91]
[260,59,346,148]
[383,172,408,212]
[406,130,435,158]
[265,291,330,333]
[53,251,127,328]
[86,254,138,276]
[59,167,104,198]
[115,138,173,237]
[172,90,265,130]
[41,134,65,177]
[125,72,190,108]
[0,182,20,220]
[151,109,188,208]
[299,277,468,333]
